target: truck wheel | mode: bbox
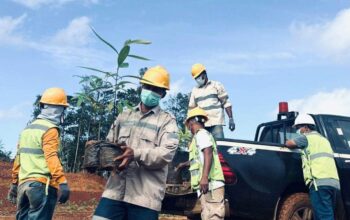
[278,193,313,220]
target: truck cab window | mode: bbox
[325,119,350,149]
[259,121,296,145]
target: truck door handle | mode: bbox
[345,160,350,163]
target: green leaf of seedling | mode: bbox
[78,66,111,75]
[128,54,150,61]
[120,75,143,81]
[90,26,119,54]
[124,39,152,45]
[117,81,134,86]
[119,62,129,68]
[118,45,130,66]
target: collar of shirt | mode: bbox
[134,103,161,115]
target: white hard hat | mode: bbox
[293,114,315,127]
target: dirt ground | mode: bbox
[0,161,187,220]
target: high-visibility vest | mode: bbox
[18,119,58,182]
[302,132,340,190]
[189,129,224,190]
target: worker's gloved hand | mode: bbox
[58,183,70,204]
[229,118,235,131]
[7,183,18,204]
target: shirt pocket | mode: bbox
[139,135,157,149]
[117,127,131,145]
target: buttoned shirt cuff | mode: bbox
[223,102,232,109]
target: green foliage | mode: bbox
[80,27,151,115]
[164,93,190,131]
[0,140,11,161]
[63,28,150,172]
[164,93,191,150]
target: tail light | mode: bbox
[218,153,237,184]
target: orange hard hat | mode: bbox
[185,107,208,124]
[40,87,69,107]
[140,65,170,90]
[191,63,206,78]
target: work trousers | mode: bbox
[16,180,58,220]
[309,185,338,220]
[93,197,159,220]
[199,186,225,220]
[205,125,224,139]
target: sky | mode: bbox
[1,0,350,156]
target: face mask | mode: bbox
[37,105,65,126]
[195,76,206,87]
[141,89,161,107]
[296,128,301,135]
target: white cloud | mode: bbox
[0,14,27,45]
[290,8,350,61]
[185,51,296,76]
[0,15,106,65]
[0,102,32,120]
[285,89,350,117]
[168,78,192,95]
[51,16,91,46]
[12,0,99,9]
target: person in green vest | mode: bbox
[7,87,70,220]
[177,107,225,220]
[285,113,340,220]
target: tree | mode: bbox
[0,140,11,162]
[164,93,191,151]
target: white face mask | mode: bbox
[195,76,206,87]
[296,128,301,135]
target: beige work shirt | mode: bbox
[102,104,179,211]
[189,80,232,127]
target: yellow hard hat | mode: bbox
[185,107,208,124]
[140,65,170,90]
[191,63,206,78]
[40,87,69,107]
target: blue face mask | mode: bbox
[141,89,161,107]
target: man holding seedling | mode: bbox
[93,66,179,220]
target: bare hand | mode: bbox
[199,176,209,194]
[114,146,134,171]
[175,163,184,172]
[175,161,190,172]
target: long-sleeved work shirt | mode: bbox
[12,128,67,189]
[189,80,232,127]
[102,104,179,211]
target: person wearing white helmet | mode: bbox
[285,113,340,220]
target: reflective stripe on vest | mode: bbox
[18,119,58,182]
[189,129,224,190]
[302,132,340,190]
